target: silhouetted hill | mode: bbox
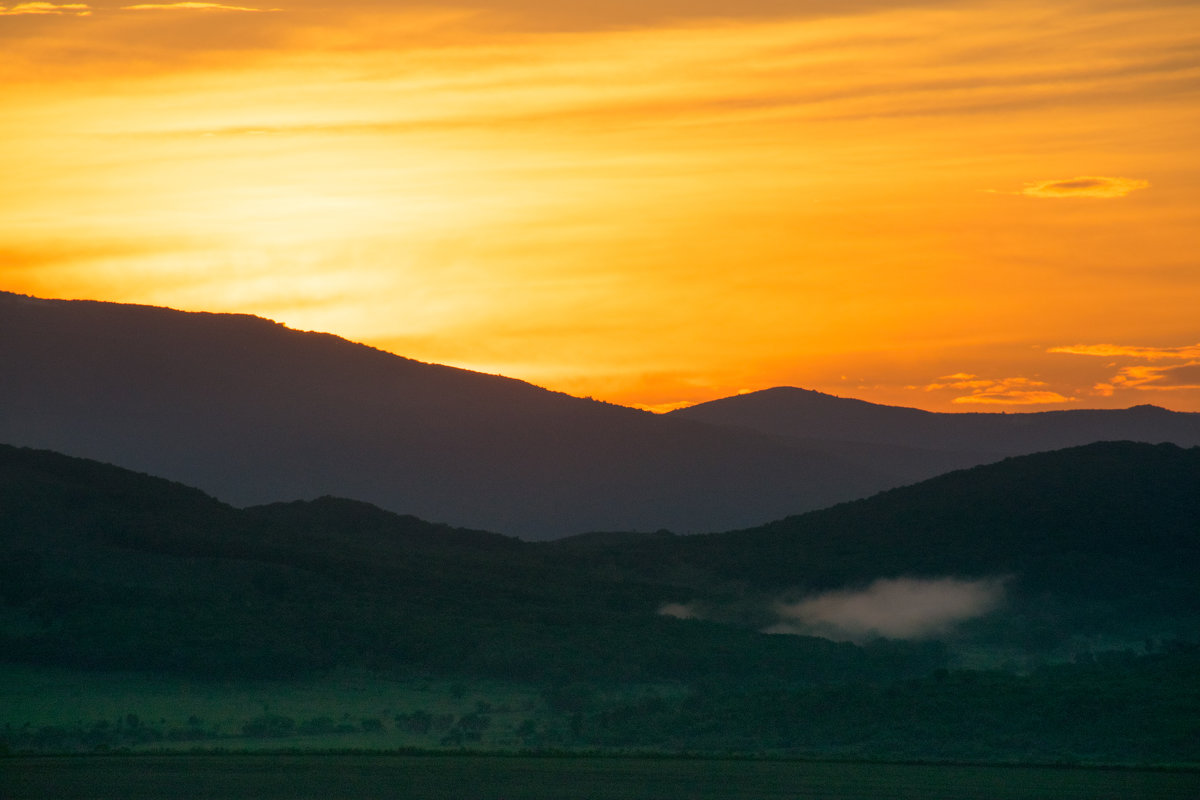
[553,442,1200,648]
[692,441,1199,589]
[0,292,905,538]
[8,292,1195,538]
[7,440,1198,674]
[4,442,1198,763]
[0,443,922,683]
[670,386,1200,454]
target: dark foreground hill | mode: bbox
[3,442,1199,762]
[553,441,1200,651]
[4,440,1199,675]
[0,443,930,684]
[0,291,907,538]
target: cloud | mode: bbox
[924,374,1074,406]
[0,2,89,14]
[1049,343,1200,360]
[122,2,279,10]
[768,577,1006,642]
[1100,363,1200,393]
[951,389,1074,406]
[0,0,276,18]
[1019,176,1149,199]
[1051,343,1200,395]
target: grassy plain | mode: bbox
[0,664,574,752]
[4,755,1200,800]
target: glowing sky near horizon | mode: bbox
[2,0,1199,412]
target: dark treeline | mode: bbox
[571,645,1200,763]
[0,444,941,684]
[3,441,1200,763]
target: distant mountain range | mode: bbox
[3,290,1199,538]
[670,385,1200,455]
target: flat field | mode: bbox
[3,755,1200,800]
[0,664,567,751]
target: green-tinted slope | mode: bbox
[688,441,1199,590]
[0,444,932,684]
[550,442,1200,646]
[4,442,1200,764]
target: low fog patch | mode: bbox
[658,602,702,620]
[766,576,1007,642]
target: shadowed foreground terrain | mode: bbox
[4,755,1200,800]
[2,441,1199,764]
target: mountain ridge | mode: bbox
[1,291,900,538]
[670,384,1200,454]
[5,290,1200,539]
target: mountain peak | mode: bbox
[5,291,1199,539]
[0,292,898,538]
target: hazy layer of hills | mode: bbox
[5,290,1200,539]
[4,440,1198,680]
[0,442,927,684]
[671,385,1200,455]
[3,439,1199,761]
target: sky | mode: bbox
[2,0,1199,413]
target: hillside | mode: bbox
[9,292,1198,539]
[5,441,1198,677]
[0,292,903,539]
[4,441,1199,762]
[670,385,1200,454]
[0,443,918,684]
[552,441,1200,651]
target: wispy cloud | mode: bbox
[1049,343,1200,360]
[0,2,89,14]
[1019,176,1150,199]
[122,2,279,11]
[768,577,1007,642]
[0,1,278,16]
[924,374,1074,406]
[951,389,1074,406]
[1053,343,1200,396]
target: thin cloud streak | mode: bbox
[122,3,280,10]
[1020,176,1150,198]
[1050,343,1200,360]
[0,2,89,14]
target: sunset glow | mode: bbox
[3,0,1199,411]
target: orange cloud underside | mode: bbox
[2,1,1199,411]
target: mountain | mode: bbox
[5,440,1197,677]
[0,442,916,684]
[552,441,1200,650]
[6,291,1199,539]
[0,291,901,539]
[669,385,1200,455]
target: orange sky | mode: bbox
[3,0,1199,412]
